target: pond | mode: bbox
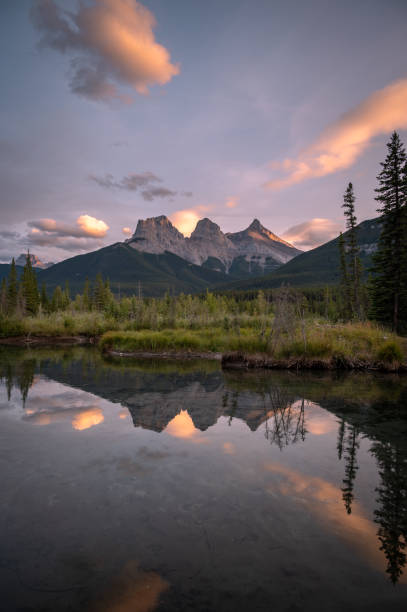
[0,346,407,611]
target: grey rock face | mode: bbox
[227,219,303,266]
[127,215,301,273]
[15,253,54,269]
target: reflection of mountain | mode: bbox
[39,358,302,434]
[2,347,407,584]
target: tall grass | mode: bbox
[0,311,119,337]
[100,321,406,366]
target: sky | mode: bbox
[1,0,407,263]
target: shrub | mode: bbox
[376,341,403,364]
[0,316,25,337]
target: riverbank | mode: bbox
[99,324,407,371]
[1,319,406,371]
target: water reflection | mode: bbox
[89,561,169,612]
[1,346,407,594]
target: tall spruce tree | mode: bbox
[338,232,351,319]
[342,183,362,319]
[21,253,39,315]
[7,258,18,315]
[369,132,407,332]
[0,278,7,314]
[40,283,49,313]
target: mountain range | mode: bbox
[1,215,382,295]
[126,216,302,275]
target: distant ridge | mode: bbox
[36,242,232,297]
[215,217,382,291]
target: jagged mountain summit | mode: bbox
[15,253,54,269]
[126,215,301,275]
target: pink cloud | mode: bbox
[266,77,407,190]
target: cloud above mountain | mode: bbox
[27,214,109,251]
[170,206,213,236]
[30,0,179,103]
[90,171,189,201]
[89,171,161,191]
[266,78,407,190]
[282,218,342,250]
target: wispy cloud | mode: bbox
[266,78,407,190]
[282,218,342,250]
[31,0,179,103]
[90,171,191,201]
[141,187,177,201]
[90,171,161,191]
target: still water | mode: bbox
[0,346,407,612]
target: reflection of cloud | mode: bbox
[303,403,337,436]
[223,441,236,455]
[90,560,169,612]
[282,218,342,250]
[264,462,406,582]
[72,408,104,431]
[31,0,179,103]
[24,401,104,431]
[266,77,407,189]
[165,410,197,439]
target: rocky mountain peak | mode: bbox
[126,214,301,272]
[191,218,227,242]
[248,218,263,231]
[15,253,54,269]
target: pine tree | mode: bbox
[93,273,106,311]
[64,280,70,308]
[342,183,362,319]
[7,258,18,315]
[0,278,7,315]
[51,286,64,311]
[40,283,49,312]
[370,132,407,333]
[83,277,91,311]
[338,232,351,319]
[21,253,39,315]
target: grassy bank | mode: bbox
[100,322,406,370]
[1,302,406,370]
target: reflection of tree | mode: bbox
[337,417,345,460]
[371,441,407,585]
[341,425,359,514]
[264,392,307,450]
[0,357,36,405]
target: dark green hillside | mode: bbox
[0,264,24,282]
[37,242,232,296]
[216,217,382,291]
